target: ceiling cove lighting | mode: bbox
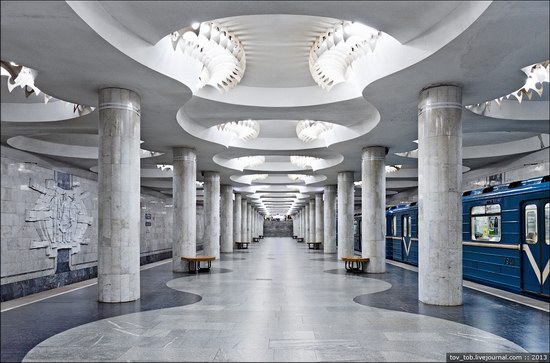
[466,60,549,113]
[235,155,265,170]
[309,21,381,91]
[296,120,333,143]
[216,119,260,141]
[171,22,246,92]
[290,155,323,170]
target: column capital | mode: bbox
[337,171,355,182]
[362,146,388,160]
[173,147,196,162]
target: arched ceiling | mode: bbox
[1,1,549,216]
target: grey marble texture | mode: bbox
[337,172,354,259]
[323,185,337,254]
[220,186,234,253]
[172,147,197,272]
[361,147,386,273]
[418,85,463,306]
[203,172,220,259]
[24,238,526,362]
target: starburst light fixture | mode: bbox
[156,164,173,171]
[310,21,381,90]
[289,155,323,170]
[287,174,312,182]
[466,60,549,113]
[1,60,95,115]
[216,119,260,141]
[385,165,402,174]
[235,156,265,170]
[296,120,333,143]
[171,21,246,92]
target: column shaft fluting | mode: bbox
[315,193,324,245]
[361,147,387,273]
[323,185,337,254]
[172,147,197,271]
[338,172,354,258]
[233,193,242,243]
[418,84,463,306]
[221,185,234,253]
[98,88,141,303]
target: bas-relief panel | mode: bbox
[1,151,175,289]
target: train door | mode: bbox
[402,214,412,261]
[521,200,550,297]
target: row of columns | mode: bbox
[291,84,463,306]
[98,84,463,306]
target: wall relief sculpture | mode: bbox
[25,177,93,257]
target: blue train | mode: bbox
[354,175,550,300]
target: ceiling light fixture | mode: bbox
[466,60,549,113]
[1,60,95,113]
[296,120,333,143]
[287,174,311,182]
[309,21,381,91]
[171,22,246,92]
[385,165,402,174]
[216,119,260,141]
[289,155,323,170]
[156,164,173,171]
[235,155,265,170]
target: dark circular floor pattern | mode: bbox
[1,262,202,362]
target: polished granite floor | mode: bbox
[1,238,549,362]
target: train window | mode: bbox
[525,204,538,244]
[546,203,549,245]
[392,216,397,236]
[407,216,412,237]
[471,204,501,242]
[403,216,408,237]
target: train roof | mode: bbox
[384,176,549,212]
[462,175,550,200]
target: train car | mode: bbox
[353,175,549,300]
[385,203,418,265]
[462,176,549,298]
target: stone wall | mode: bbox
[263,220,293,237]
[0,146,194,301]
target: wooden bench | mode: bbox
[307,242,322,250]
[259,235,264,239]
[181,256,215,272]
[252,237,260,242]
[296,237,304,243]
[292,235,297,239]
[341,256,369,272]
[235,241,249,249]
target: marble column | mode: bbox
[233,193,242,244]
[241,199,248,242]
[252,208,257,238]
[309,199,316,242]
[247,203,253,242]
[315,193,324,245]
[418,84,463,306]
[324,185,337,254]
[338,171,354,259]
[203,172,220,258]
[172,147,197,272]
[98,88,140,303]
[362,147,387,273]
[305,204,310,243]
[221,185,234,253]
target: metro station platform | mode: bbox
[2,238,548,362]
